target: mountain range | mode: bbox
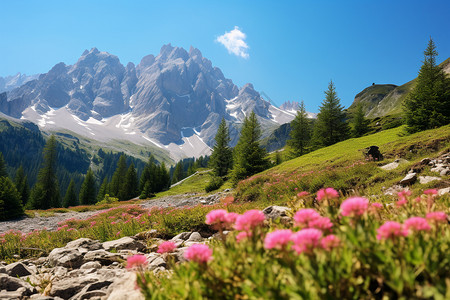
[0,45,302,160]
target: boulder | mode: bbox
[418,176,442,185]
[69,280,113,300]
[5,261,33,277]
[399,173,417,186]
[134,229,158,240]
[50,275,99,299]
[263,206,291,220]
[146,253,166,270]
[47,247,84,268]
[171,232,192,241]
[79,261,102,270]
[102,237,146,252]
[380,159,409,171]
[186,232,203,243]
[438,187,450,196]
[0,273,36,296]
[83,249,123,265]
[65,238,102,254]
[105,272,144,300]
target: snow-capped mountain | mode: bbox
[0,45,300,159]
[280,101,317,119]
[0,73,39,93]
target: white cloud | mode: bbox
[216,26,249,59]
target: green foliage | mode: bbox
[205,176,224,193]
[97,178,109,202]
[171,161,185,184]
[29,135,60,209]
[79,168,97,205]
[209,118,233,177]
[405,38,450,133]
[231,111,270,183]
[139,156,170,199]
[110,155,127,200]
[96,194,119,205]
[351,102,370,137]
[312,80,349,147]
[0,152,7,178]
[63,179,78,208]
[14,165,30,205]
[123,163,139,200]
[288,100,311,156]
[0,176,24,220]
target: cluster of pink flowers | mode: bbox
[340,197,369,217]
[293,209,333,231]
[426,211,447,223]
[184,244,213,263]
[157,241,177,254]
[377,214,438,240]
[377,221,409,240]
[234,210,266,232]
[126,254,148,269]
[316,188,339,202]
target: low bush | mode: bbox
[205,176,224,193]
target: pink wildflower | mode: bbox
[236,231,251,243]
[184,244,213,264]
[404,217,431,232]
[396,199,408,207]
[205,209,228,225]
[426,211,448,223]
[235,210,265,232]
[371,202,383,209]
[397,190,412,201]
[320,235,340,251]
[264,229,293,250]
[291,228,323,254]
[225,212,239,224]
[67,228,75,232]
[126,254,148,269]
[90,221,97,227]
[309,216,333,232]
[297,191,309,198]
[157,241,177,254]
[316,188,339,202]
[340,197,369,217]
[116,231,121,236]
[293,209,321,228]
[423,189,438,195]
[376,221,408,240]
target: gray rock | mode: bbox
[186,232,203,243]
[399,173,417,186]
[438,187,450,196]
[418,176,442,185]
[384,185,409,196]
[105,272,144,300]
[171,232,192,241]
[146,254,166,270]
[0,273,36,295]
[69,280,112,300]
[102,237,145,252]
[420,158,431,165]
[134,229,158,240]
[380,159,409,171]
[5,261,33,277]
[83,250,123,265]
[440,168,450,176]
[80,261,102,270]
[47,247,84,268]
[65,238,102,254]
[263,205,291,220]
[50,275,99,299]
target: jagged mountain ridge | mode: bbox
[0,44,300,159]
[0,73,39,93]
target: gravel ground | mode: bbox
[0,191,231,234]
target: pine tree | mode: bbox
[123,163,138,200]
[405,38,450,133]
[79,168,97,205]
[312,81,349,147]
[159,162,171,191]
[14,165,30,205]
[172,161,185,184]
[63,179,78,207]
[231,111,270,183]
[288,100,311,156]
[110,155,127,199]
[0,152,7,178]
[29,135,60,209]
[97,177,109,202]
[351,103,369,137]
[209,118,233,177]
[0,177,24,221]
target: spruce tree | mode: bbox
[209,118,233,177]
[110,155,127,199]
[312,81,349,147]
[0,152,7,178]
[15,165,30,205]
[97,177,109,202]
[159,162,171,191]
[123,163,138,200]
[288,100,311,156]
[79,168,97,205]
[351,103,369,137]
[0,177,24,221]
[63,179,78,207]
[30,135,60,209]
[172,161,185,184]
[140,156,156,194]
[405,38,450,133]
[231,111,270,183]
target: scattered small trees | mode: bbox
[288,100,311,156]
[404,38,450,133]
[312,81,349,147]
[231,112,270,183]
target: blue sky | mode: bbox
[1,0,449,112]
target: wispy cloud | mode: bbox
[216,26,249,59]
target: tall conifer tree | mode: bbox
[312,81,349,147]
[15,165,30,205]
[79,168,97,205]
[30,135,60,209]
[0,152,7,178]
[63,179,78,207]
[405,38,450,133]
[351,103,369,137]
[231,111,269,183]
[123,163,138,200]
[209,118,233,177]
[110,155,127,199]
[0,177,24,221]
[288,100,311,156]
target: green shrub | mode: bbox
[96,194,119,205]
[205,176,224,193]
